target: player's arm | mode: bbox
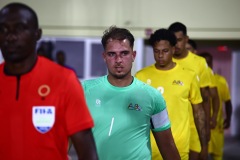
[152,129,180,160]
[224,100,232,129]
[199,60,212,142]
[192,103,208,160]
[209,87,220,129]
[151,106,180,160]
[70,129,98,160]
[221,78,232,129]
[151,89,180,160]
[200,87,210,141]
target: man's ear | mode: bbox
[102,52,106,62]
[185,35,189,43]
[132,51,136,62]
[35,28,42,41]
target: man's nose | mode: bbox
[115,55,123,62]
[158,51,164,57]
[6,31,18,42]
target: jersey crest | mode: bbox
[128,103,142,111]
[32,106,55,134]
[172,80,184,86]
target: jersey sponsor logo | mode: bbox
[32,106,55,134]
[172,80,184,86]
[128,103,142,111]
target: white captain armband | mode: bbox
[151,108,170,130]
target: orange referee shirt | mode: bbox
[0,56,93,160]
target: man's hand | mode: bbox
[210,116,217,129]
[199,145,208,160]
[223,118,231,129]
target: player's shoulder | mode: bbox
[134,77,161,95]
[194,55,209,71]
[135,64,155,76]
[189,52,205,62]
[215,73,227,82]
[214,73,223,79]
[81,76,105,90]
[178,63,197,76]
[39,56,74,75]
[176,64,199,82]
[36,56,78,85]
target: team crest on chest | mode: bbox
[128,103,142,111]
[172,80,184,86]
[32,106,55,134]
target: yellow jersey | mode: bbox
[173,51,211,88]
[173,51,211,152]
[208,74,231,155]
[214,74,231,129]
[208,67,217,88]
[136,63,202,160]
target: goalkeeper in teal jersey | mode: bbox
[82,26,180,160]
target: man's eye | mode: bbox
[108,53,115,57]
[121,52,128,56]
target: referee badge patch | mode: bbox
[32,106,55,134]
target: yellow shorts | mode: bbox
[208,126,224,156]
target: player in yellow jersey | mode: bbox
[199,52,232,160]
[185,39,220,130]
[168,22,211,160]
[207,67,220,129]
[136,28,205,160]
[186,39,220,130]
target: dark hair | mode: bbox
[101,26,135,49]
[0,2,39,28]
[149,28,177,47]
[188,39,197,50]
[198,52,213,66]
[198,52,212,61]
[168,22,187,35]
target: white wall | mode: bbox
[1,0,240,39]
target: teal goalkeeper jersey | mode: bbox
[82,75,170,160]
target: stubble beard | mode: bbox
[109,69,131,80]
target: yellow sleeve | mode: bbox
[208,67,217,88]
[199,59,211,88]
[189,73,203,104]
[221,77,231,101]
